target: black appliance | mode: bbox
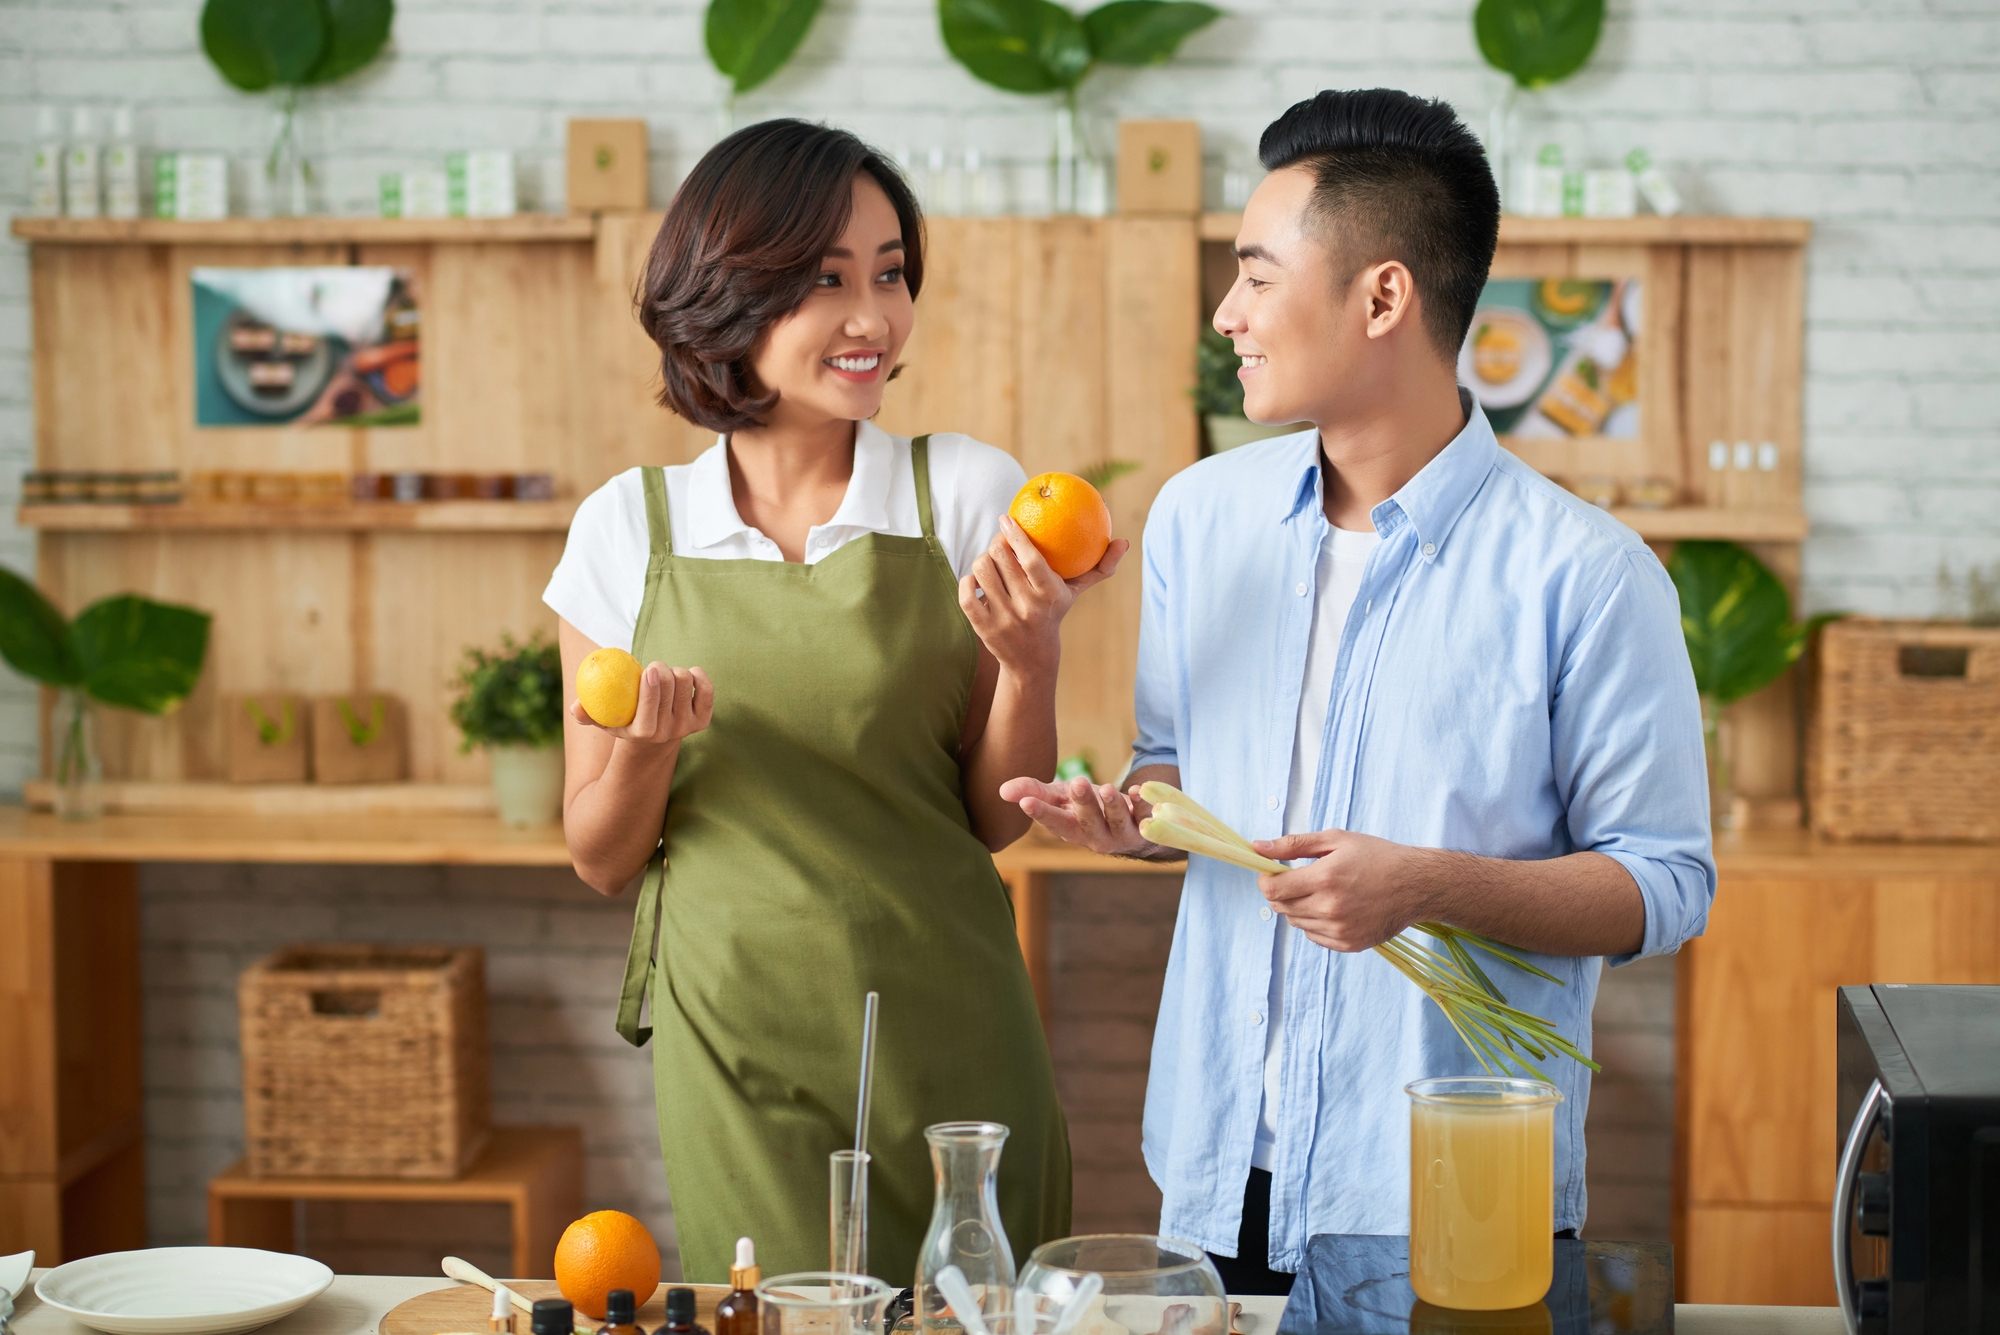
[1836,984,2000,1333]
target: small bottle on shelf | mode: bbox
[532,1299,575,1335]
[597,1289,643,1335]
[64,107,101,219]
[105,106,141,220]
[29,106,63,217]
[712,1238,759,1335]
[657,1287,707,1335]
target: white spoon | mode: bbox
[0,1251,32,1303]
[935,1266,991,1335]
[1049,1273,1103,1335]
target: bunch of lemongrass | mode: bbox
[1135,782,1600,1077]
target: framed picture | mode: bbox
[192,266,420,427]
[1459,278,1640,440]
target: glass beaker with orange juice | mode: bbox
[1407,1076,1564,1310]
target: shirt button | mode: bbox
[1422,542,1437,557]
[1294,582,1307,596]
[1265,795,1278,810]
[1260,907,1273,921]
[1250,1012,1264,1026]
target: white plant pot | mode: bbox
[1206,415,1312,453]
[487,743,564,827]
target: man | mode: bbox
[1001,89,1714,1293]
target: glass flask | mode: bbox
[915,1122,1014,1335]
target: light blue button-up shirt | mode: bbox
[1130,396,1715,1266]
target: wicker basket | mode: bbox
[240,944,491,1178]
[1808,619,2000,841]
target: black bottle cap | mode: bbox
[606,1291,636,1326]
[664,1289,696,1325]
[532,1299,575,1335]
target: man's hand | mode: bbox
[1252,828,1428,952]
[998,776,1167,858]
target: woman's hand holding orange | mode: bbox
[571,661,715,745]
[959,515,1127,677]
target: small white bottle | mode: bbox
[64,107,102,218]
[1625,149,1683,217]
[104,106,141,220]
[1530,143,1565,218]
[28,106,63,216]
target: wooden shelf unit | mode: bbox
[10,215,599,245]
[17,501,579,531]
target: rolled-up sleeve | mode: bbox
[1551,547,1717,965]
[1128,498,1182,777]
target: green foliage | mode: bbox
[1667,541,1837,707]
[1078,459,1142,491]
[706,0,824,95]
[338,696,386,746]
[200,0,393,93]
[1054,753,1095,782]
[940,0,1218,97]
[1193,324,1245,417]
[450,633,564,752]
[246,698,295,746]
[1473,0,1603,90]
[0,570,211,715]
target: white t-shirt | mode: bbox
[1252,518,1381,1172]
[542,419,1028,651]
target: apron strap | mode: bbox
[614,849,666,1046]
[911,435,936,542]
[641,465,674,558]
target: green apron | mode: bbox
[614,436,1071,1284]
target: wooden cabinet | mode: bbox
[1675,835,2000,1305]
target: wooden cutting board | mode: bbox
[382,1283,732,1335]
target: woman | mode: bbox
[542,120,1125,1282]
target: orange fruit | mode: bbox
[554,1209,661,1320]
[1009,472,1112,580]
[576,647,642,728]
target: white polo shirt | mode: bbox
[543,420,1027,651]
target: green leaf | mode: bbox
[1473,0,1603,89]
[940,0,1092,94]
[706,0,824,95]
[200,0,327,91]
[304,0,393,85]
[1667,541,1813,707]
[1078,459,1142,491]
[1082,0,1218,66]
[339,696,386,746]
[70,595,212,714]
[0,568,84,688]
[246,698,295,746]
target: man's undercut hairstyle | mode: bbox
[640,118,924,432]
[1258,88,1500,365]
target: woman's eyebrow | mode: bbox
[823,239,907,258]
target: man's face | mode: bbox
[1212,166,1370,427]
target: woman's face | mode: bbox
[748,174,914,430]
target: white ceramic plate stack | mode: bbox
[35,1248,333,1335]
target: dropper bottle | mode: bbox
[712,1238,759,1335]
[532,1300,576,1335]
[657,1287,707,1335]
[598,1289,642,1335]
[490,1284,516,1335]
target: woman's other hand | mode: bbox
[997,775,1168,859]
[959,515,1128,676]
[571,662,715,745]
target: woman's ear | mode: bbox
[1362,260,1418,341]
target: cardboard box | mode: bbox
[311,694,408,784]
[566,118,650,214]
[227,694,310,783]
[1117,120,1202,216]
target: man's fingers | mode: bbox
[1255,830,1342,860]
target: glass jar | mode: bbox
[915,1122,1014,1335]
[1016,1235,1225,1335]
[1407,1077,1562,1311]
[53,687,103,821]
[758,1272,895,1335]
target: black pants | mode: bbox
[1204,1170,1584,1298]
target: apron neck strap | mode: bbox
[911,434,936,541]
[641,465,674,558]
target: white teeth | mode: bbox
[1240,355,1267,367]
[828,354,881,371]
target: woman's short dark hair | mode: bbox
[1259,89,1499,364]
[639,119,924,432]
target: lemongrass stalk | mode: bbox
[1138,816,1288,875]
[1138,782,1242,846]
[1151,801,1250,853]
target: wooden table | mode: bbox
[0,807,1170,1263]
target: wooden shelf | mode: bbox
[1613,507,1808,541]
[21,780,501,818]
[1199,213,1812,245]
[17,500,578,532]
[9,214,600,245]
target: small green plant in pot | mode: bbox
[1666,541,1839,831]
[450,632,565,827]
[0,569,212,820]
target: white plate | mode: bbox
[35,1248,333,1335]
[0,1250,32,1300]
[1458,309,1553,410]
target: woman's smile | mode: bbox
[825,350,885,381]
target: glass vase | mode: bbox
[1702,694,1736,832]
[53,687,104,821]
[265,94,314,217]
[915,1122,1014,1335]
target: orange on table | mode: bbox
[1008,472,1112,580]
[554,1209,661,1320]
[576,647,643,728]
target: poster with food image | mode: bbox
[1458,278,1640,439]
[192,267,420,427]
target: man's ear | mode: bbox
[1362,260,1419,341]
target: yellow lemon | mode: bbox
[576,647,642,728]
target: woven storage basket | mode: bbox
[240,944,491,1178]
[1808,619,2000,841]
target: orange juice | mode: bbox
[1407,1077,1562,1310]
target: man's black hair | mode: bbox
[1258,88,1500,364]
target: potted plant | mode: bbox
[939,0,1220,212]
[707,0,826,130]
[1472,0,1605,210]
[1666,541,1836,831]
[450,632,565,827]
[1196,325,1308,453]
[0,570,212,820]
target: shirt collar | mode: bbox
[682,419,897,551]
[1281,389,1499,563]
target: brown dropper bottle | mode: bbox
[712,1237,759,1335]
[598,1290,643,1335]
[657,1287,707,1335]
